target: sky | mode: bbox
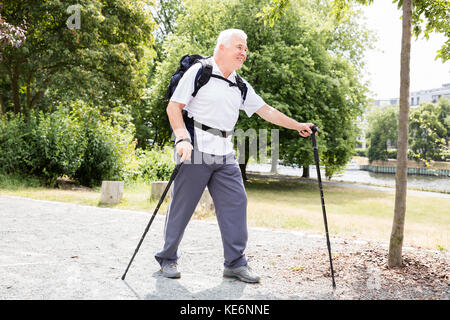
[359,0,450,100]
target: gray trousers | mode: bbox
[155,149,248,269]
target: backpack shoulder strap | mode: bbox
[191,58,248,101]
[235,74,248,102]
[192,58,213,97]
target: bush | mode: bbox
[0,103,140,187]
[31,111,86,186]
[0,103,177,187]
[367,106,398,162]
[387,150,397,159]
[354,148,367,157]
[0,111,85,186]
[70,103,138,187]
[0,113,32,173]
[440,148,450,162]
[133,146,174,182]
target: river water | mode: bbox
[247,163,450,193]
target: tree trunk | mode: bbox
[302,166,309,178]
[26,74,31,111]
[388,0,412,268]
[10,65,21,114]
[239,162,248,181]
[29,91,44,110]
[0,93,4,114]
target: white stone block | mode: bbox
[100,181,124,204]
[150,181,214,214]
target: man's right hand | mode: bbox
[176,140,193,162]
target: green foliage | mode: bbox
[331,0,449,62]
[366,106,398,162]
[30,110,86,186]
[70,103,137,187]
[0,171,43,190]
[387,149,397,160]
[256,0,291,27]
[134,146,175,182]
[409,98,449,163]
[0,0,156,114]
[151,0,185,59]
[145,0,369,178]
[354,148,367,157]
[0,110,85,186]
[366,98,450,163]
[0,102,139,187]
[411,0,450,61]
[0,112,34,173]
[132,0,185,149]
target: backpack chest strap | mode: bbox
[194,121,234,138]
[182,110,233,138]
[210,74,238,87]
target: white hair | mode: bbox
[213,29,247,55]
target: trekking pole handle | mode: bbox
[310,125,319,134]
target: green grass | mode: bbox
[244,178,449,250]
[0,172,170,214]
[0,172,43,190]
[1,173,448,251]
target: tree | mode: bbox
[412,0,450,61]
[260,0,449,267]
[0,5,26,114]
[145,0,369,180]
[0,6,26,56]
[391,0,413,268]
[0,0,155,114]
[132,0,185,149]
[367,106,398,162]
[409,99,448,162]
[437,98,450,148]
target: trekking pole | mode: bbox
[121,162,184,280]
[310,126,336,289]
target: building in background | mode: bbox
[410,83,450,106]
[356,83,450,149]
[373,83,450,108]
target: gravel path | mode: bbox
[0,195,448,300]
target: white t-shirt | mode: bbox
[170,58,266,155]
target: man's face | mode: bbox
[222,35,248,70]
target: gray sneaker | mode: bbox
[161,262,181,278]
[223,265,260,283]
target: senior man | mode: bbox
[155,28,314,283]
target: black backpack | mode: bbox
[167,54,248,101]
